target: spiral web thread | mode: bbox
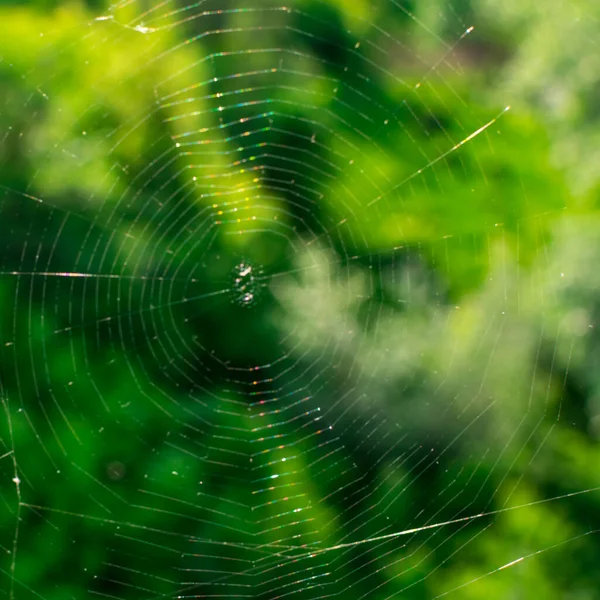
[0,0,598,598]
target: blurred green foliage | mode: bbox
[1,0,600,599]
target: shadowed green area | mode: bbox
[0,0,599,599]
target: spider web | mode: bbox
[0,0,599,598]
